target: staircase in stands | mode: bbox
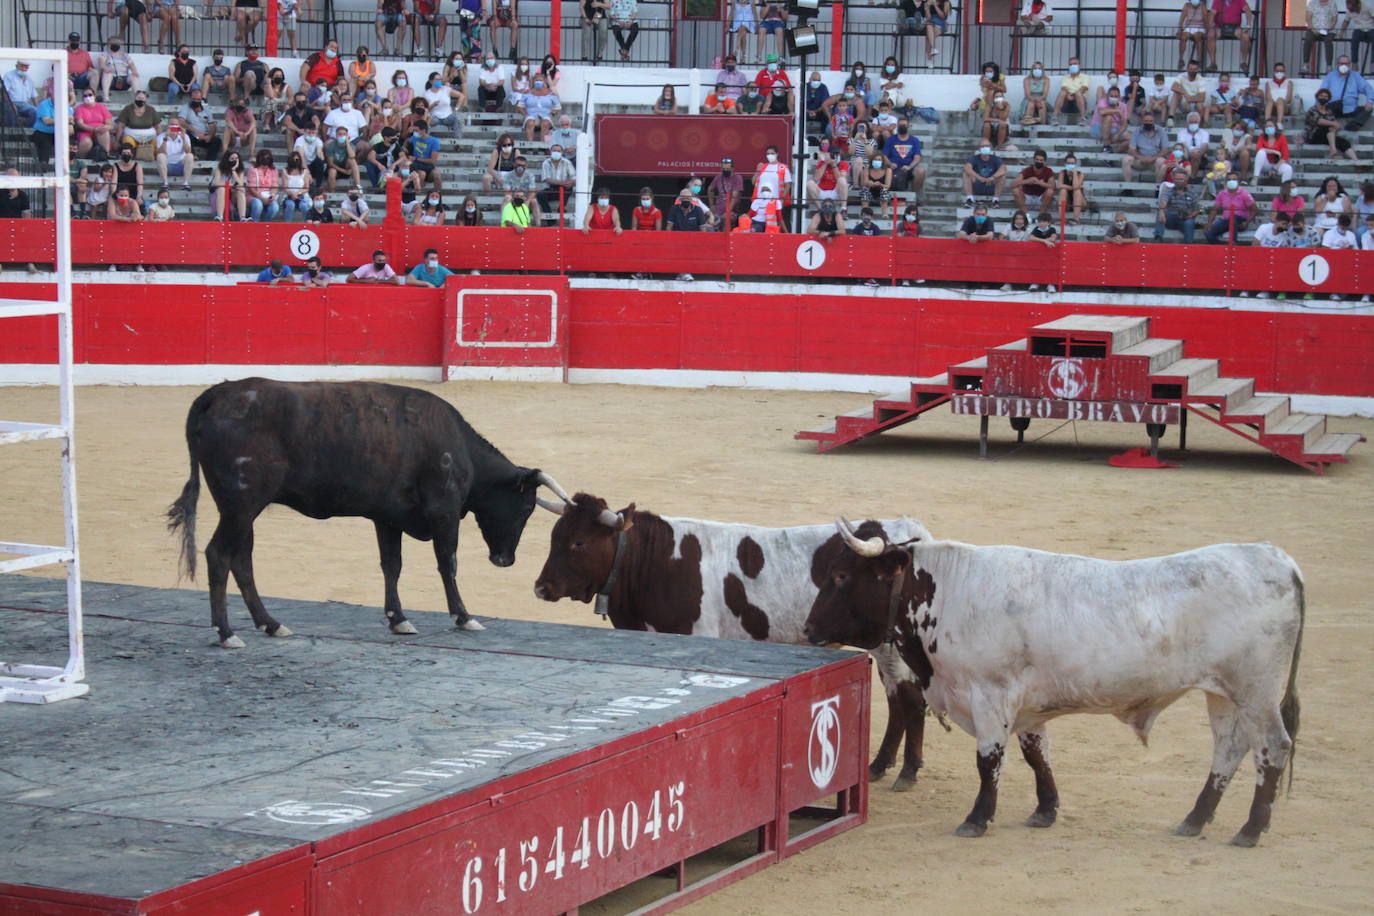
[797,314,1365,474]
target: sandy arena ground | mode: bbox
[2,381,1372,914]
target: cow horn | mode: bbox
[536,495,567,515]
[837,517,886,557]
[598,509,625,529]
[536,471,573,503]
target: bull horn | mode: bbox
[536,471,572,504]
[837,517,886,557]
[598,509,625,530]
[536,495,568,515]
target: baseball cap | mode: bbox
[766,54,779,62]
[68,32,81,40]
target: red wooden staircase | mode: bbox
[797,314,1364,473]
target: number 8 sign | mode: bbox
[290,229,321,262]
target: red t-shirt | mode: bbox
[633,205,661,230]
[588,205,616,230]
[305,51,343,87]
[755,69,793,91]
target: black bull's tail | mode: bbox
[166,388,214,580]
[1281,569,1304,796]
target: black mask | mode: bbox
[513,196,525,205]
[898,125,908,134]
[110,44,121,52]
[134,99,145,107]
[373,261,385,268]
[722,168,732,177]
[349,193,360,200]
[178,52,189,59]
[191,101,203,109]
[120,151,132,161]
[69,41,79,49]
[1144,123,1155,130]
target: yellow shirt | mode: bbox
[1060,73,1092,95]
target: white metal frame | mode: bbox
[455,289,559,348]
[0,48,87,704]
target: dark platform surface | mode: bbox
[0,575,855,901]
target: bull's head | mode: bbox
[805,517,913,650]
[533,492,633,603]
[472,470,571,568]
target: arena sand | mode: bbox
[2,381,1371,914]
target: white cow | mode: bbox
[805,519,1304,847]
[532,494,934,789]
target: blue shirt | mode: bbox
[408,262,454,287]
[408,134,441,163]
[883,133,923,168]
[852,220,882,236]
[256,266,293,282]
[805,83,830,114]
[1320,69,1372,111]
[32,98,55,134]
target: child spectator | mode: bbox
[1144,72,1171,123]
[148,188,175,221]
[341,187,370,229]
[304,193,334,224]
[652,84,678,115]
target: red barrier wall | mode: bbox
[4,282,1372,398]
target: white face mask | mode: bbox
[979,146,992,156]
[427,257,438,266]
[1069,64,1080,74]
[397,78,407,87]
[1032,67,1043,77]
[984,71,994,79]
[341,102,352,111]
[766,152,777,162]
[994,96,1005,104]
[843,90,855,99]
[1226,179,1239,190]
[1338,64,1350,75]
[428,196,439,204]
[1109,76,1119,84]
[486,58,495,67]
[854,68,864,76]
[465,204,476,212]
[1188,124,1199,132]
[872,160,883,168]
[767,63,777,72]
[1114,220,1126,229]
[641,199,652,207]
[550,150,562,161]
[598,197,610,206]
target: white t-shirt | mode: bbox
[1174,73,1209,96]
[342,196,369,221]
[323,106,367,141]
[1251,222,1286,247]
[293,134,324,163]
[1147,82,1171,101]
[160,131,189,164]
[755,161,791,199]
[479,64,505,89]
[1363,231,1374,251]
[1177,126,1210,150]
[424,87,453,119]
[1321,227,1356,249]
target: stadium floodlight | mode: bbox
[785,25,819,56]
[788,0,821,16]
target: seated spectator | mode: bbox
[877,56,908,114]
[75,89,116,158]
[1122,69,1148,117]
[484,133,518,192]
[114,139,146,209]
[155,123,195,190]
[859,154,893,205]
[148,188,175,221]
[737,82,765,115]
[1312,176,1353,231]
[349,250,400,285]
[821,84,864,151]
[1018,0,1053,33]
[804,72,830,133]
[324,93,367,143]
[1122,114,1167,186]
[1105,212,1141,244]
[667,188,710,235]
[1176,111,1211,170]
[1203,72,1237,124]
[501,191,533,233]
[293,125,328,189]
[459,195,483,226]
[653,84,679,115]
[201,49,232,98]
[583,188,623,234]
[1264,63,1294,122]
[538,143,576,221]
[1012,150,1056,212]
[407,121,443,191]
[86,163,115,219]
[423,73,464,135]
[548,115,582,161]
[505,156,537,215]
[476,55,506,112]
[1304,90,1356,160]
[341,186,370,228]
[1319,55,1372,123]
[1030,210,1058,248]
[1220,121,1253,175]
[247,149,281,221]
[305,193,334,223]
[1247,119,1292,186]
[1058,153,1088,225]
[117,90,161,158]
[1205,172,1255,243]
[716,53,746,99]
[808,199,845,240]
[1170,61,1208,122]
[1250,210,1290,247]
[883,120,926,195]
[67,33,97,93]
[1163,142,1194,180]
[850,113,882,175]
[848,61,877,107]
[108,187,143,224]
[540,55,562,97]
[235,46,268,101]
[851,206,882,243]
[763,83,794,116]
[521,80,560,141]
[1052,58,1091,124]
[512,60,534,111]
[298,256,332,287]
[1144,72,1171,123]
[631,188,662,231]
[982,91,1012,149]
[1154,172,1202,243]
[956,204,997,241]
[211,150,248,220]
[1022,62,1050,124]
[281,153,311,218]
[324,128,361,191]
[177,88,222,161]
[257,259,293,285]
[2,61,38,127]
[708,157,744,228]
[1286,212,1319,247]
[1270,179,1305,219]
[1356,181,1374,244]
[971,62,1006,113]
[897,202,921,237]
[166,46,198,106]
[1232,75,1264,128]
[407,249,454,287]
[306,78,334,122]
[807,145,849,208]
[98,40,141,102]
[962,143,1006,206]
[224,98,258,159]
[1090,87,1131,151]
[1005,210,1032,244]
[365,127,404,187]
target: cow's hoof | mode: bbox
[1175,821,1205,837]
[219,635,246,649]
[268,624,293,638]
[1228,829,1261,848]
[391,620,419,635]
[457,618,486,632]
[1024,809,1057,828]
[954,821,988,838]
[891,772,919,792]
[867,763,890,783]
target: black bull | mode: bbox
[167,378,569,647]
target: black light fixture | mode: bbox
[785,24,819,56]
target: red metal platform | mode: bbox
[798,314,1365,473]
[0,577,869,916]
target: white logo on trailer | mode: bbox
[254,800,372,826]
[1046,357,1088,399]
[808,695,841,789]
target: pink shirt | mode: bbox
[249,165,280,197]
[67,48,94,76]
[1211,0,1248,25]
[351,263,397,281]
[74,101,111,136]
[226,106,256,133]
[1213,187,1255,220]
[1272,194,1305,216]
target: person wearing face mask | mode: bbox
[885,121,929,195]
[1304,90,1356,158]
[508,57,533,110]
[211,150,248,220]
[297,256,332,288]
[848,61,876,106]
[67,34,97,92]
[405,248,455,289]
[703,81,739,114]
[1176,0,1209,70]
[706,158,744,228]
[982,91,1012,149]
[859,154,892,204]
[1319,54,1373,125]
[303,192,334,224]
[652,83,679,115]
[755,54,793,93]
[483,132,519,192]
[1207,0,1254,72]
[582,187,623,235]
[1090,88,1131,152]
[349,249,401,285]
[736,82,765,115]
[325,129,362,193]
[155,123,195,191]
[878,56,908,115]
[1012,150,1055,212]
[424,72,464,135]
[324,93,368,145]
[1057,153,1088,224]
[807,198,845,241]
[1202,71,1238,125]
[200,48,232,98]
[223,94,259,159]
[520,76,561,141]
[818,82,866,148]
[1122,114,1167,187]
[148,187,176,223]
[300,40,343,92]
[501,190,533,234]
[537,143,576,223]
[166,45,198,106]
[764,83,794,116]
[1319,214,1357,292]
[1170,60,1209,123]
[477,54,507,113]
[962,142,1005,207]
[1263,62,1294,122]
[1104,211,1140,245]
[1176,111,1211,169]
[969,61,1004,113]
[1021,62,1050,125]
[1204,171,1256,243]
[257,259,294,286]
[715,53,747,99]
[451,195,480,227]
[1017,0,1054,34]
[956,204,996,242]
[1144,72,1172,123]
[1052,57,1091,124]
[116,90,161,158]
[98,40,141,103]
[753,145,792,208]
[1154,171,1201,243]
[75,90,116,158]
[629,187,662,234]
[112,137,146,208]
[233,45,267,100]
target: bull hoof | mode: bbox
[457,618,486,632]
[868,763,890,783]
[391,620,419,635]
[219,635,246,649]
[1175,820,1206,837]
[891,772,919,792]
[954,821,988,838]
[1024,809,1057,829]
[1228,830,1260,848]
[268,624,293,638]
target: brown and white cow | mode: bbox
[532,493,934,790]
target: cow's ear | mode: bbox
[518,467,542,491]
[877,549,910,580]
[617,503,636,531]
